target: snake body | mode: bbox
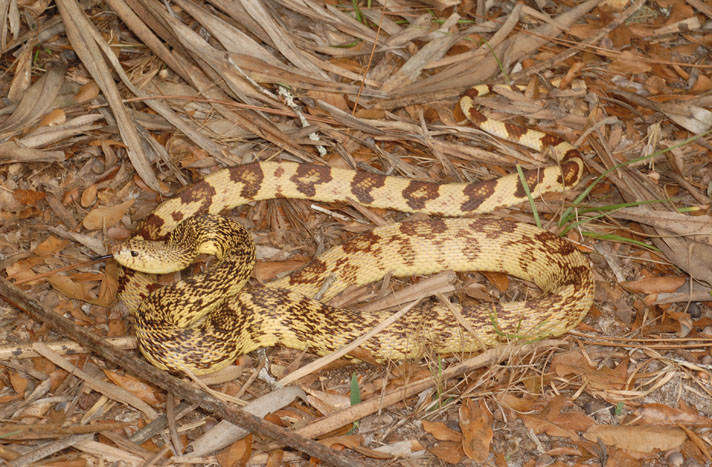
[114,85,594,374]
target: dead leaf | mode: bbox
[9,370,28,395]
[265,449,284,467]
[691,74,712,93]
[620,276,685,294]
[636,403,712,427]
[81,184,97,208]
[83,199,134,230]
[38,108,66,127]
[104,370,162,407]
[496,393,535,412]
[422,419,462,442]
[551,351,628,390]
[460,398,493,462]
[33,235,69,257]
[519,396,592,442]
[13,188,46,206]
[254,260,307,282]
[583,425,686,453]
[609,51,652,74]
[75,81,100,103]
[48,275,100,303]
[482,271,509,293]
[217,434,252,467]
[428,440,464,464]
[520,412,579,442]
[95,261,119,307]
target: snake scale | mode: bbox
[113,85,595,374]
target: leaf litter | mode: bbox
[0,0,711,465]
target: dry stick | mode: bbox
[0,336,135,360]
[129,402,197,445]
[7,434,94,467]
[0,278,363,467]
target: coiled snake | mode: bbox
[113,85,594,374]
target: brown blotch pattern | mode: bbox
[536,230,575,255]
[333,261,360,285]
[464,88,482,98]
[469,218,517,239]
[540,133,565,148]
[350,172,386,204]
[504,123,527,140]
[466,107,488,125]
[290,164,333,197]
[517,246,539,276]
[228,163,264,200]
[401,180,440,210]
[562,158,582,186]
[175,181,216,216]
[394,235,416,267]
[456,228,482,262]
[461,179,497,212]
[513,168,545,199]
[399,218,448,238]
[135,214,167,240]
[341,231,383,255]
[288,259,327,286]
[561,148,581,163]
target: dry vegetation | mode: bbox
[1,0,712,465]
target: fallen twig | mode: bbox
[0,277,364,467]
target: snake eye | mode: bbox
[130,250,139,257]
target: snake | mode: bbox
[113,85,595,375]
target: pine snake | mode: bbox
[113,85,595,374]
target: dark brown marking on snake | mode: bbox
[178,180,216,208]
[561,148,580,162]
[504,123,527,140]
[540,133,565,147]
[466,107,488,126]
[461,179,497,212]
[135,214,167,240]
[455,228,482,262]
[463,88,482,98]
[402,181,439,210]
[513,168,545,199]
[536,230,576,256]
[334,261,360,284]
[341,231,382,255]
[469,218,517,240]
[288,259,327,286]
[351,172,386,204]
[399,219,447,238]
[394,235,415,267]
[228,163,264,200]
[171,211,184,222]
[562,157,582,186]
[517,247,539,277]
[273,165,285,178]
[290,164,333,197]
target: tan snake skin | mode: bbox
[114,85,594,374]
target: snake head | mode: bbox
[113,238,193,274]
